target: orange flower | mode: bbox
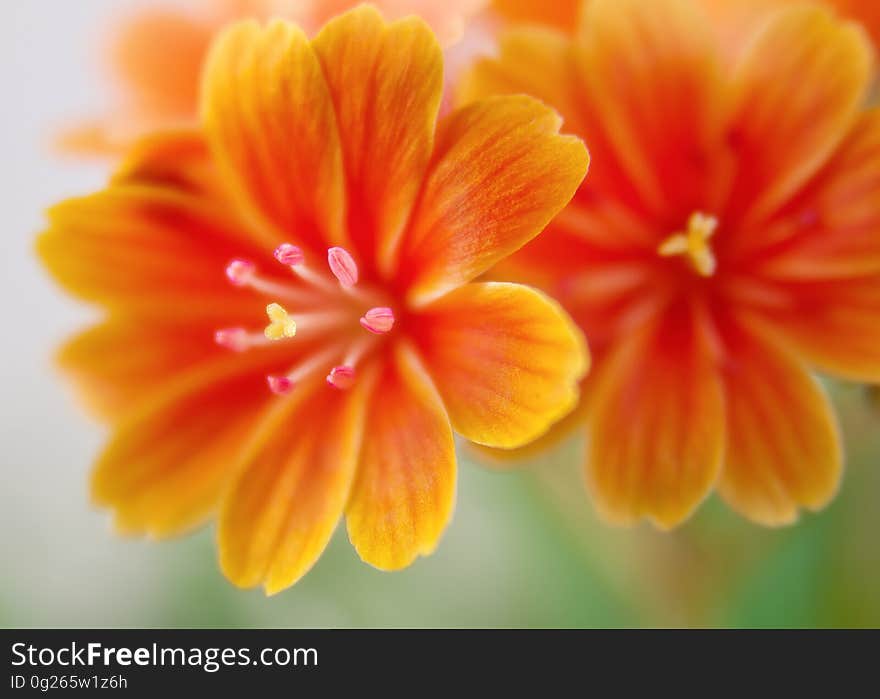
[702,0,880,56]
[39,7,588,592]
[490,0,880,53]
[490,0,581,32]
[61,0,488,154]
[461,0,879,527]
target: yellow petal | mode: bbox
[346,344,456,571]
[201,19,347,252]
[219,372,373,594]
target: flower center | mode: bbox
[657,212,718,277]
[215,243,395,395]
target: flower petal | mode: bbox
[92,355,281,537]
[726,5,873,224]
[753,109,880,280]
[110,6,212,121]
[312,6,443,274]
[491,0,581,33]
[58,318,229,422]
[37,186,263,321]
[586,303,725,528]
[572,0,728,218]
[111,129,218,197]
[756,276,880,383]
[458,27,579,129]
[346,344,456,570]
[400,95,588,304]
[412,282,588,449]
[219,373,372,594]
[201,20,347,252]
[718,323,843,526]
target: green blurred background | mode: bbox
[1,0,878,628]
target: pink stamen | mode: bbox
[327,247,359,288]
[359,307,395,334]
[214,327,248,352]
[266,375,295,395]
[326,365,355,390]
[274,243,305,267]
[225,259,255,286]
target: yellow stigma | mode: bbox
[657,212,718,277]
[264,302,297,340]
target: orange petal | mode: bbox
[586,303,725,529]
[400,95,588,304]
[111,129,217,196]
[457,27,579,128]
[58,318,228,422]
[110,6,213,121]
[572,0,728,218]
[55,121,123,157]
[756,275,880,383]
[92,356,279,538]
[412,282,588,449]
[754,109,880,280]
[727,5,873,224]
[718,323,842,526]
[471,386,589,467]
[491,0,581,33]
[37,186,261,321]
[832,0,880,48]
[312,6,443,274]
[219,373,372,594]
[201,20,347,253]
[346,344,456,570]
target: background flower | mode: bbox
[462,0,879,527]
[59,0,489,154]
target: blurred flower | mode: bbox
[703,0,880,57]
[39,7,588,592]
[60,0,488,154]
[462,0,879,528]
[490,0,582,32]
[488,0,880,56]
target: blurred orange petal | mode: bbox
[762,276,880,383]
[111,129,218,196]
[458,27,577,121]
[346,345,456,571]
[413,282,588,448]
[111,6,212,119]
[718,323,842,525]
[754,109,880,280]
[574,0,727,217]
[727,5,873,223]
[586,304,725,529]
[491,0,581,33]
